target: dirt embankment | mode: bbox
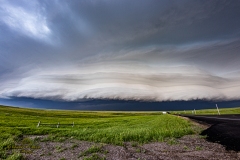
[19,135,240,160]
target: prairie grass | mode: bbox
[80,145,103,157]
[0,105,196,159]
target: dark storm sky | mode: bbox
[1,0,240,103]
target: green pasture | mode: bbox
[0,105,198,159]
[0,105,196,144]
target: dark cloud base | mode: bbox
[0,97,240,111]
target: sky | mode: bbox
[1,0,240,109]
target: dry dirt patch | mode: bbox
[19,135,240,160]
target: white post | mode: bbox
[72,122,74,128]
[184,110,186,114]
[57,122,59,128]
[37,121,41,127]
[216,104,220,115]
[194,109,196,115]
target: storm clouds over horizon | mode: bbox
[1,0,240,102]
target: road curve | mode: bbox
[179,114,240,151]
[180,114,240,124]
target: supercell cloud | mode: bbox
[1,0,240,101]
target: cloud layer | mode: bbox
[1,0,240,102]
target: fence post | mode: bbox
[37,121,41,127]
[216,104,221,115]
[72,122,74,128]
[57,122,59,128]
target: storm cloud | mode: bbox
[1,0,240,102]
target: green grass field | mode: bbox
[1,105,239,159]
[172,107,240,115]
[0,105,198,159]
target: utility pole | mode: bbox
[216,104,220,115]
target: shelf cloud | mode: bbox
[1,0,240,102]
